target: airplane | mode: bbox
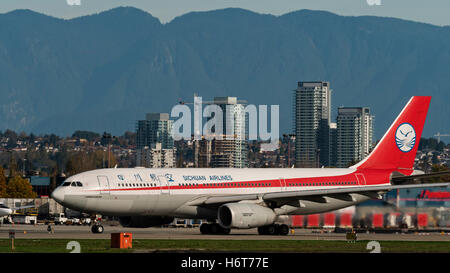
[51,96,450,234]
[0,203,35,217]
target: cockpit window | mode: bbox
[71,182,77,187]
[76,182,83,187]
[62,182,71,187]
[0,204,8,208]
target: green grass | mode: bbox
[1,239,450,253]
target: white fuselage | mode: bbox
[51,167,387,219]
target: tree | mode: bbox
[0,167,7,198]
[429,164,450,183]
[8,156,18,178]
[72,130,100,142]
[65,151,117,176]
[6,176,37,198]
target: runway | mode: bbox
[1,224,450,241]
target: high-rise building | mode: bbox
[194,137,236,168]
[136,113,174,150]
[336,107,374,167]
[194,96,248,168]
[136,113,175,167]
[136,143,176,168]
[294,81,331,167]
[329,122,338,167]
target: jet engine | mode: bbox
[119,216,174,228]
[217,203,276,229]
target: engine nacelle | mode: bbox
[119,216,174,228]
[218,203,276,229]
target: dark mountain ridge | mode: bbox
[0,7,449,138]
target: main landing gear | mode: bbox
[257,224,290,236]
[200,223,231,235]
[199,223,290,236]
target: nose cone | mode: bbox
[0,209,12,217]
[51,188,65,204]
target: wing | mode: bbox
[187,182,450,208]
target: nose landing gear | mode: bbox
[91,223,104,233]
[90,216,104,234]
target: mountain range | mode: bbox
[0,7,449,139]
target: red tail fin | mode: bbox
[353,96,431,173]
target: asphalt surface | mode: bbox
[1,224,450,241]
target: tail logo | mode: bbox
[395,123,416,152]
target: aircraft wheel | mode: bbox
[267,225,278,235]
[200,223,210,234]
[221,227,231,235]
[279,224,290,236]
[209,223,220,234]
[96,225,104,233]
[91,224,104,234]
[258,226,268,235]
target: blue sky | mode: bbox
[1,0,450,26]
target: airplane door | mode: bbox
[97,176,110,195]
[158,174,170,195]
[355,174,366,186]
[279,178,287,191]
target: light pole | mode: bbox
[22,158,26,177]
[102,132,112,168]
